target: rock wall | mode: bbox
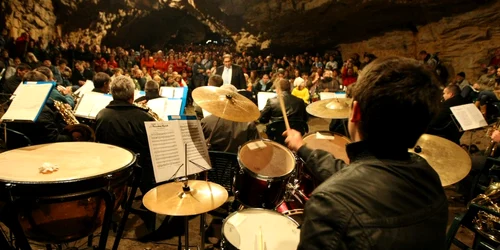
[339,0,500,80]
[1,0,57,42]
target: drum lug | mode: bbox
[104,174,113,180]
[267,180,272,188]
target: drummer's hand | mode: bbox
[283,129,304,152]
[491,130,500,143]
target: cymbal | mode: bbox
[142,180,229,216]
[192,86,260,122]
[306,98,353,119]
[409,134,471,187]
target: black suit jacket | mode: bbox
[259,92,308,124]
[216,64,246,89]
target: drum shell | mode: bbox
[234,140,296,209]
[233,168,290,209]
[0,155,136,244]
[295,158,317,198]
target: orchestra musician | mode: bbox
[283,57,447,249]
[92,72,111,94]
[201,75,259,153]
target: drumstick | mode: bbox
[275,83,290,130]
[258,226,264,250]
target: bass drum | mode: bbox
[0,142,136,244]
[234,140,295,209]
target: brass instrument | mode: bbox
[471,183,500,243]
[485,118,500,157]
[134,102,163,121]
[52,100,96,141]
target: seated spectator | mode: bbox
[291,77,310,104]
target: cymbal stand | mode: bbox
[182,143,190,250]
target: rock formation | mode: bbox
[1,0,499,78]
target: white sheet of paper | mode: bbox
[160,87,175,98]
[173,87,185,99]
[257,92,277,110]
[145,120,211,182]
[74,92,113,119]
[319,92,336,100]
[134,90,145,100]
[316,132,336,140]
[147,98,167,117]
[1,83,53,121]
[450,103,488,131]
[164,99,183,117]
[74,80,94,97]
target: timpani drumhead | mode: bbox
[0,142,135,183]
[238,140,295,178]
[222,209,300,250]
[303,131,351,163]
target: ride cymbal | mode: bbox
[306,98,353,119]
[142,180,229,216]
[192,86,260,122]
[409,134,471,187]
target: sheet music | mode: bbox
[1,83,53,121]
[134,90,145,100]
[257,92,277,110]
[145,122,184,182]
[165,99,183,117]
[74,92,113,119]
[74,80,94,97]
[147,98,167,117]
[160,87,175,98]
[450,103,488,131]
[179,119,211,176]
[145,119,211,182]
[173,87,185,99]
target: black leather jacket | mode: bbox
[259,92,308,123]
[296,141,448,250]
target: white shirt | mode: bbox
[222,67,232,85]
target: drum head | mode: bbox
[239,140,295,178]
[303,131,351,163]
[223,209,300,250]
[0,142,135,183]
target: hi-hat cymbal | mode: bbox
[142,180,228,216]
[192,86,260,122]
[409,134,471,187]
[306,98,353,119]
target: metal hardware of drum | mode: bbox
[234,140,296,209]
[221,208,300,250]
[0,142,136,244]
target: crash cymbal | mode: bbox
[192,86,260,122]
[306,98,353,119]
[142,180,228,216]
[409,134,471,187]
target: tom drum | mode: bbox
[234,140,296,208]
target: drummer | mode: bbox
[283,57,447,249]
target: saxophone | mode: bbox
[471,183,500,242]
[485,118,500,157]
[134,102,163,121]
[53,100,96,141]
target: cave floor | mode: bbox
[8,115,490,249]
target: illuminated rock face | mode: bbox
[1,0,498,77]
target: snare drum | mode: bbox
[221,208,300,250]
[0,142,136,243]
[234,140,295,208]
